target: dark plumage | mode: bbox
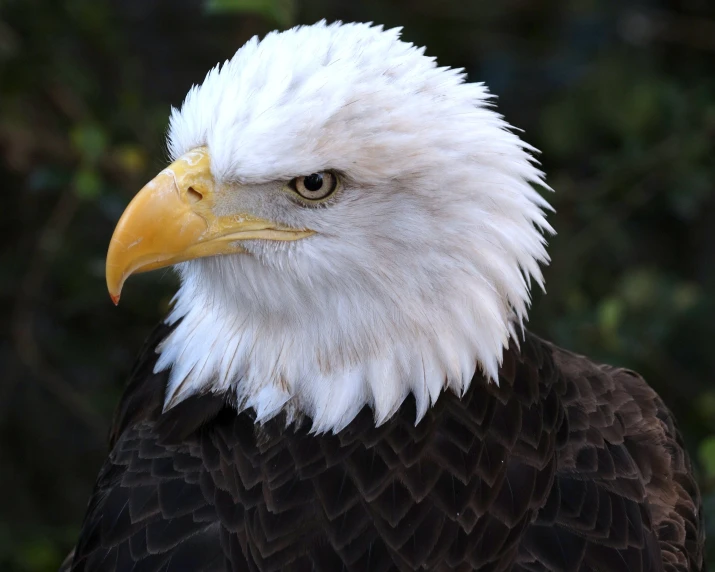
[63,324,704,571]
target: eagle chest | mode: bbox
[121,348,563,570]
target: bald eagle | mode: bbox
[63,21,703,572]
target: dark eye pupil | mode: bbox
[303,173,323,192]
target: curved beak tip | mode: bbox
[110,293,120,306]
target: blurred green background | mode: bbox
[1,0,714,569]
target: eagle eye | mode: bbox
[289,171,338,201]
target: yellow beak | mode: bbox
[105,147,313,304]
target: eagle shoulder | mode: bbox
[519,340,704,572]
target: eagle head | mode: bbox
[106,21,553,433]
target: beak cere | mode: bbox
[105,147,314,304]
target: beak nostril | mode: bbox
[186,186,203,204]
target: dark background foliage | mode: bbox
[1,0,714,569]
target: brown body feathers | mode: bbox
[64,325,704,571]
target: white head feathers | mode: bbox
[156,21,553,433]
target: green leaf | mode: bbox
[695,392,715,426]
[70,123,108,164]
[597,297,624,350]
[16,538,61,572]
[204,0,294,27]
[619,269,658,309]
[699,436,715,478]
[114,144,147,175]
[672,283,700,312]
[598,297,623,332]
[539,101,584,159]
[73,166,102,199]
